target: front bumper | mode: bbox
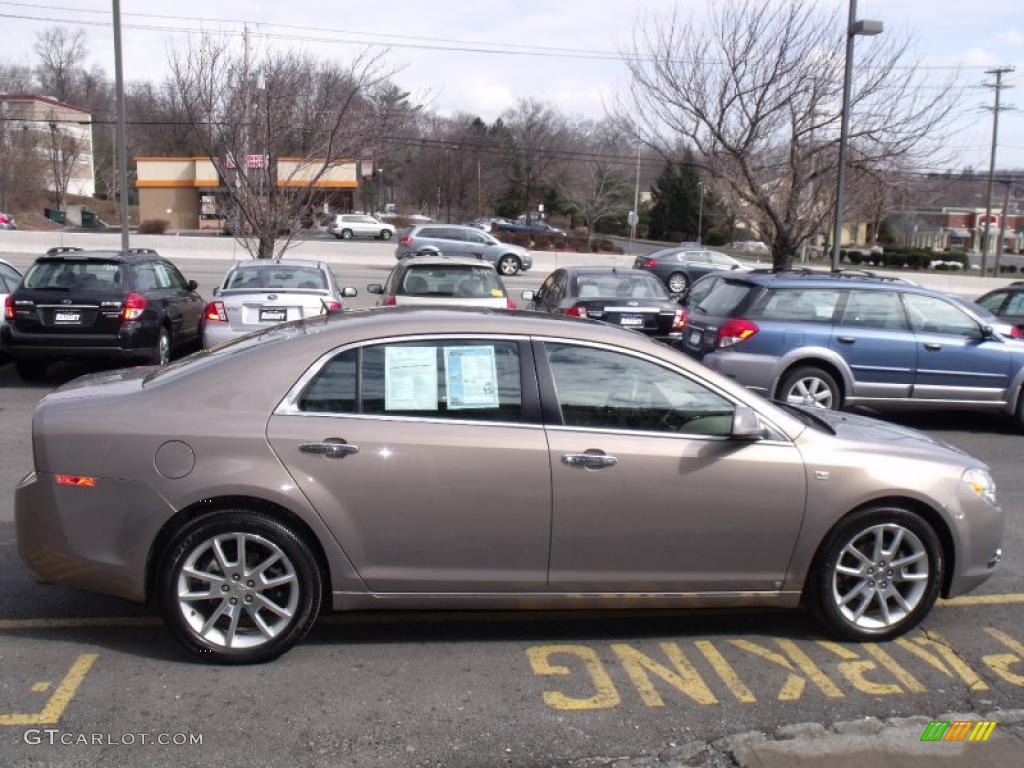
[15,470,177,603]
[943,482,1006,598]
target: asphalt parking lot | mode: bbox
[0,253,1023,766]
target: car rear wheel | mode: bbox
[340,229,353,240]
[667,272,689,294]
[1015,389,1024,433]
[14,358,48,382]
[778,366,840,410]
[808,506,942,641]
[149,328,171,366]
[379,230,393,240]
[498,255,521,276]
[158,510,322,664]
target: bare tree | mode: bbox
[34,27,87,102]
[45,115,82,210]
[564,120,632,241]
[621,0,956,269]
[0,119,44,211]
[499,99,579,214]
[170,37,399,259]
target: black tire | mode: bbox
[158,509,322,664]
[498,254,521,276]
[149,327,171,366]
[1015,388,1024,433]
[340,229,353,240]
[14,358,48,382]
[807,506,943,642]
[777,365,841,410]
[667,271,689,294]
[379,229,393,240]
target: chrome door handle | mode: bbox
[562,452,618,469]
[924,342,942,351]
[300,440,359,458]
[836,336,856,344]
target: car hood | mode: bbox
[797,406,973,462]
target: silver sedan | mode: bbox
[16,308,1005,663]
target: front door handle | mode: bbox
[562,451,618,469]
[300,439,359,458]
[836,336,856,345]
[924,342,942,351]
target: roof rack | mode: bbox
[126,247,158,255]
[45,246,83,256]
[1010,280,1024,287]
[747,267,914,284]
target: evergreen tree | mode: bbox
[647,154,703,242]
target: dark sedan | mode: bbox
[634,248,744,294]
[524,267,685,343]
[977,282,1024,334]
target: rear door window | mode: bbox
[753,288,840,323]
[838,290,908,330]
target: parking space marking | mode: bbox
[0,617,161,630]
[895,634,989,691]
[939,593,1024,607]
[694,639,756,703]
[0,653,97,726]
[30,683,51,693]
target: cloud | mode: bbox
[999,29,1024,46]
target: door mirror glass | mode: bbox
[731,405,766,441]
[367,283,383,294]
[341,286,358,298]
[521,290,535,301]
[187,279,199,291]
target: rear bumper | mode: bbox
[1,322,158,362]
[202,322,247,349]
[702,350,778,396]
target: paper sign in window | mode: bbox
[384,346,438,411]
[444,346,499,410]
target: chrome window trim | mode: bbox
[531,335,793,443]
[275,332,532,421]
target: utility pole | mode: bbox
[981,66,1014,277]
[628,142,641,254]
[996,179,1012,269]
[697,180,704,244]
[111,0,131,250]
[477,156,482,217]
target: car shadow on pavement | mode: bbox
[848,407,1018,435]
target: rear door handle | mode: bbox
[300,439,359,458]
[562,451,618,469]
[836,336,856,345]
[924,342,942,351]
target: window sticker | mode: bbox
[444,345,499,410]
[384,346,438,411]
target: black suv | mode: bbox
[2,247,204,380]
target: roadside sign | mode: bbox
[628,210,639,227]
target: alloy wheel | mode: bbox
[499,256,520,276]
[176,532,300,650]
[785,376,833,408]
[668,272,688,293]
[831,523,929,631]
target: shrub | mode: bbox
[138,219,168,235]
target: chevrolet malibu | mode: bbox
[16,308,1004,663]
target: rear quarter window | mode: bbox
[693,280,755,315]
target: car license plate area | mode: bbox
[259,308,287,322]
[53,311,81,325]
[688,329,703,347]
[618,314,645,328]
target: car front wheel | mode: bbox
[778,365,840,410]
[498,255,521,276]
[808,507,942,641]
[158,509,322,663]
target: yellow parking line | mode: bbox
[0,593,1021,631]
[0,654,97,726]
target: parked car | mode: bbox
[462,217,505,233]
[0,258,23,347]
[491,214,566,238]
[15,306,1003,662]
[524,267,685,344]
[947,294,1023,341]
[328,214,396,241]
[395,224,533,276]
[976,282,1024,335]
[679,270,1024,428]
[729,241,771,256]
[368,256,515,308]
[202,260,357,348]
[0,212,16,230]
[1,247,204,380]
[634,248,745,294]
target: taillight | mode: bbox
[1011,326,1023,339]
[122,292,147,321]
[506,298,518,309]
[399,235,413,246]
[717,318,759,348]
[671,307,687,332]
[322,299,343,314]
[56,474,96,487]
[643,259,657,268]
[204,300,227,322]
[381,295,397,306]
[3,294,12,320]
[564,304,588,318]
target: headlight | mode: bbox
[963,468,998,506]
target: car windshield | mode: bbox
[23,258,125,291]
[695,280,754,314]
[224,266,327,291]
[573,273,668,300]
[399,265,505,297]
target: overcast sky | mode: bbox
[2,0,1023,174]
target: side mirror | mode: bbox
[981,324,996,339]
[731,405,766,441]
[521,290,535,301]
[341,286,358,298]
[212,286,220,296]
[367,283,383,294]
[188,279,199,291]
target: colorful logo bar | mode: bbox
[920,721,997,742]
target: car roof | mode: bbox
[722,269,922,292]
[229,259,328,270]
[35,248,164,265]
[400,255,498,269]
[563,267,659,278]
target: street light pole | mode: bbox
[831,0,883,272]
[697,180,704,244]
[111,0,131,251]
